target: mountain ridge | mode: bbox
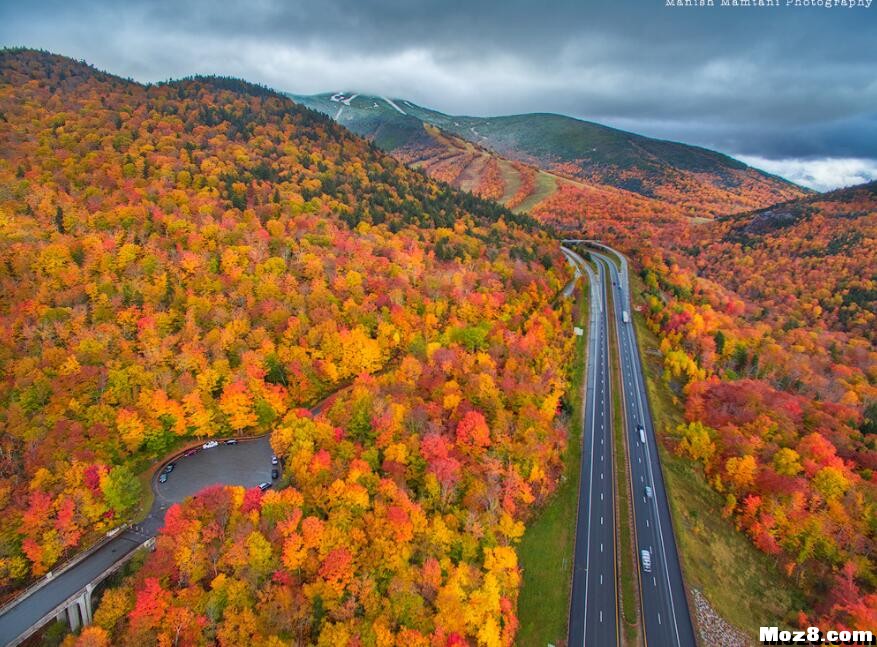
[292,91,811,219]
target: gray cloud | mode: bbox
[1,0,875,189]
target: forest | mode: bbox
[2,45,875,644]
[590,184,877,630]
[0,49,572,645]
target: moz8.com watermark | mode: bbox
[666,0,872,8]
[760,626,875,646]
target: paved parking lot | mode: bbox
[154,437,275,510]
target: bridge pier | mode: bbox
[66,602,80,632]
[61,587,94,632]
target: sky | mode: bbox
[2,0,876,191]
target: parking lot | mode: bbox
[153,437,275,509]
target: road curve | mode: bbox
[591,246,696,647]
[562,246,619,647]
[0,437,275,646]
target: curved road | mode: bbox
[592,246,696,647]
[0,437,275,645]
[562,246,619,647]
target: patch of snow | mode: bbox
[330,92,345,103]
[341,93,359,106]
[334,106,344,120]
[382,97,407,115]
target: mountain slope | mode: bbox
[0,50,573,646]
[293,92,810,218]
[706,181,877,343]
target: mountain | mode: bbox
[708,180,877,343]
[0,49,572,645]
[292,92,810,218]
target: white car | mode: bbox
[202,440,219,449]
[271,455,279,465]
[645,486,653,499]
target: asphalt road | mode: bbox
[563,246,619,647]
[592,247,696,647]
[154,439,274,510]
[0,437,275,646]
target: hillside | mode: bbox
[594,182,877,631]
[706,181,877,344]
[293,92,809,220]
[0,49,573,645]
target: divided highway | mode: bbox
[562,246,619,647]
[591,246,696,647]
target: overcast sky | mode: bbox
[2,0,876,190]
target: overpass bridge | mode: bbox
[0,527,154,646]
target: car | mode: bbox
[158,473,168,483]
[271,469,279,480]
[258,482,272,491]
[163,463,175,473]
[225,439,238,445]
[645,486,653,499]
[641,549,652,573]
[202,440,219,449]
[271,455,279,466]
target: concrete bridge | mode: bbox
[0,528,155,646]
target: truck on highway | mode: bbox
[638,424,645,444]
[622,310,630,323]
[641,549,652,573]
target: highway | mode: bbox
[591,246,696,647]
[562,246,619,647]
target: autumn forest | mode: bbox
[0,47,875,646]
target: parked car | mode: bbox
[645,486,653,499]
[271,455,279,466]
[258,482,272,491]
[158,473,168,483]
[163,463,175,473]
[271,469,279,480]
[203,440,219,449]
[225,439,238,445]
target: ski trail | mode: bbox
[382,97,406,115]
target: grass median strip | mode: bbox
[605,278,641,646]
[517,275,588,646]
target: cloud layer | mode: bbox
[2,0,875,190]
[736,156,877,192]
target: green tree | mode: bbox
[101,466,143,516]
